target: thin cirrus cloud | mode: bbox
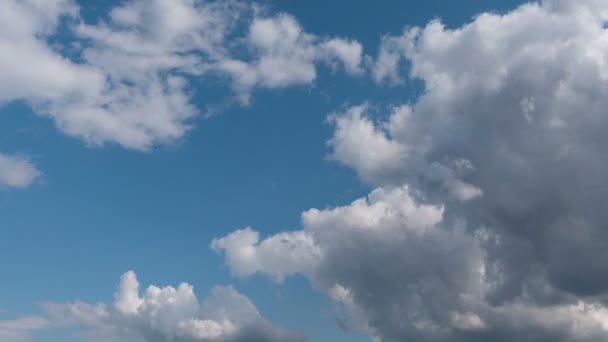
[0,0,364,151]
[214,0,608,341]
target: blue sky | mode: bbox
[4,1,608,342]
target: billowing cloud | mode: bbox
[328,104,484,202]
[46,271,303,342]
[213,187,608,341]
[0,0,363,150]
[340,0,608,299]
[216,0,608,341]
[0,316,48,342]
[0,152,40,189]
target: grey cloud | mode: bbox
[338,0,608,299]
[217,0,608,341]
[214,187,608,341]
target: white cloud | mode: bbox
[372,32,412,84]
[0,152,40,189]
[0,0,94,103]
[214,187,484,340]
[0,0,364,150]
[211,228,321,282]
[46,271,303,342]
[218,13,363,103]
[327,104,408,186]
[213,186,445,282]
[0,316,48,342]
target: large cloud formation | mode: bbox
[46,271,303,342]
[0,0,362,150]
[214,1,608,341]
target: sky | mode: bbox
[2,0,608,341]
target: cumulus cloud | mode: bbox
[216,0,608,340]
[214,187,608,341]
[341,0,608,299]
[211,228,321,282]
[46,271,303,342]
[327,104,408,187]
[0,0,90,103]
[328,104,482,201]
[218,13,363,103]
[0,0,363,150]
[0,152,40,189]
[0,316,48,342]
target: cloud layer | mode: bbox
[46,271,303,342]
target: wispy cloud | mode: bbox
[0,316,49,342]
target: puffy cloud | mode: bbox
[46,271,303,342]
[213,187,445,281]
[49,0,240,148]
[0,0,363,150]
[218,13,363,103]
[0,0,93,103]
[211,228,321,282]
[0,152,40,189]
[328,104,482,201]
[216,0,608,340]
[327,105,408,187]
[0,316,48,342]
[343,0,608,299]
[214,187,475,340]
[214,187,608,341]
